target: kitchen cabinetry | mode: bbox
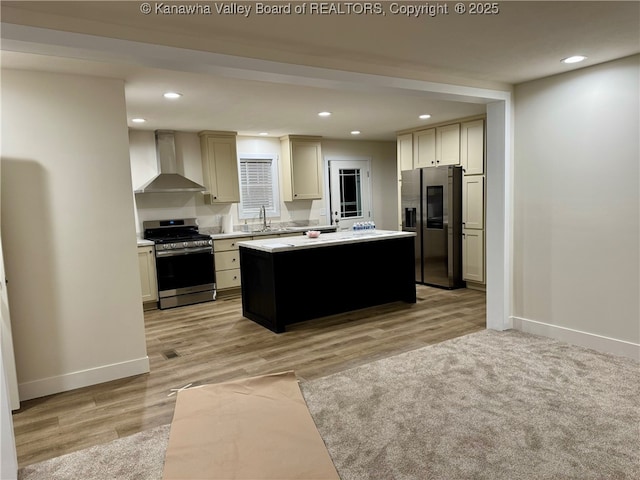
[412,128,436,168]
[138,245,158,306]
[436,123,461,166]
[460,118,485,286]
[397,133,414,171]
[214,237,244,292]
[280,135,323,201]
[461,119,485,175]
[198,131,240,204]
[213,231,307,293]
[462,229,484,283]
[397,116,485,286]
[463,176,485,230]
[239,231,416,333]
[413,124,460,168]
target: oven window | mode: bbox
[155,251,215,292]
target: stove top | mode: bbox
[143,218,212,250]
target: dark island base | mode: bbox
[240,236,416,333]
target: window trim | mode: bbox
[237,153,280,220]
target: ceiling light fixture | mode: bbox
[163,92,182,99]
[318,111,331,117]
[351,130,361,135]
[131,118,146,123]
[258,132,269,136]
[419,114,431,120]
[561,55,587,64]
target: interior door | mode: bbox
[328,159,372,231]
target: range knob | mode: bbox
[183,241,188,247]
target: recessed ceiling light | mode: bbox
[351,130,361,135]
[318,111,332,117]
[561,55,587,64]
[258,132,269,136]
[419,114,431,120]
[163,92,182,99]
[131,118,146,123]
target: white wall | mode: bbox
[1,70,150,400]
[513,55,639,355]
[130,132,397,232]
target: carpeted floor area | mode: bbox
[18,330,640,480]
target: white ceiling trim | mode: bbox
[1,22,511,105]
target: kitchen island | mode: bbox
[237,230,416,333]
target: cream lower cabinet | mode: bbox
[214,233,304,292]
[214,237,244,292]
[138,246,158,304]
[462,229,484,283]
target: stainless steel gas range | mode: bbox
[143,218,216,309]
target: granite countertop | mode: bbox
[237,230,415,253]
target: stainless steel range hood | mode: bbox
[134,130,206,194]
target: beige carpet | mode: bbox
[18,330,640,480]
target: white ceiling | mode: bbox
[1,1,638,141]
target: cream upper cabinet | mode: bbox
[436,123,460,166]
[462,229,484,283]
[461,119,485,175]
[280,135,323,201]
[413,128,436,168]
[397,133,414,171]
[137,245,157,304]
[198,131,240,204]
[413,124,460,167]
[463,175,485,230]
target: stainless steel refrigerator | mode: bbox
[401,166,463,289]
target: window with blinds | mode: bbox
[238,154,280,219]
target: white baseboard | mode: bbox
[511,316,639,360]
[18,356,150,402]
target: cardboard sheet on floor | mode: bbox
[162,371,340,480]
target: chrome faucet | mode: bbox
[260,205,267,230]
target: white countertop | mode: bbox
[136,225,336,245]
[209,225,336,240]
[237,230,415,253]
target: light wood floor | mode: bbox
[12,284,485,468]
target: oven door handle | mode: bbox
[155,246,213,257]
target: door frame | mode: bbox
[324,156,373,231]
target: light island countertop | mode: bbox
[237,230,415,253]
[209,224,336,241]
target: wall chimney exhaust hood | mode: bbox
[134,130,206,193]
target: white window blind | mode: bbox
[238,154,280,219]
